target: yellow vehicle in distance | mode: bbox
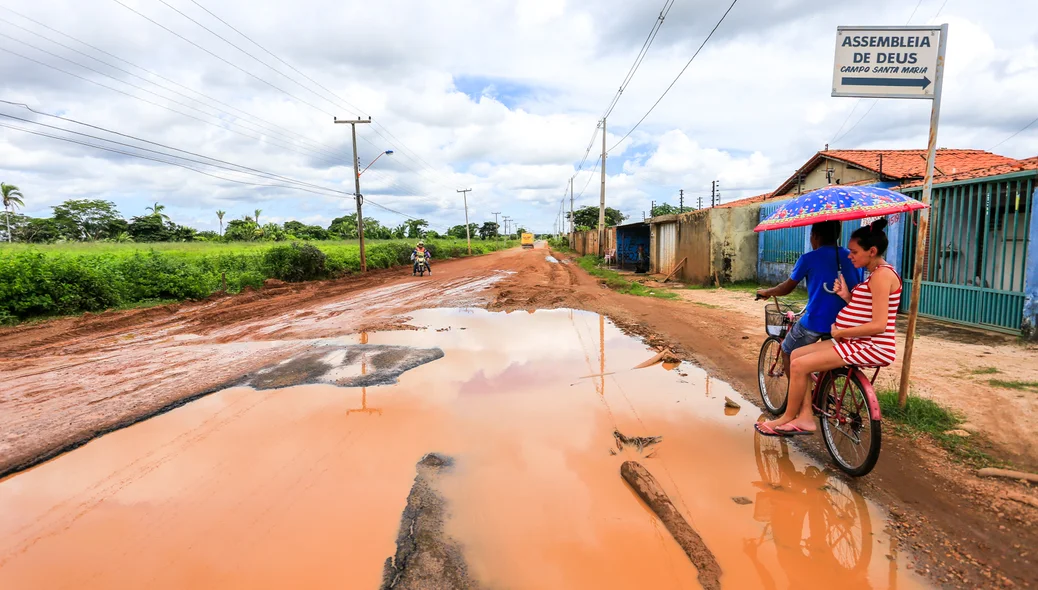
[521,233,535,249]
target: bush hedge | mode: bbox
[0,239,513,322]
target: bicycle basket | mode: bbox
[764,301,800,337]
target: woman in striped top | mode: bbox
[756,219,901,437]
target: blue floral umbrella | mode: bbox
[754,185,927,232]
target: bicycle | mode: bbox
[755,295,883,477]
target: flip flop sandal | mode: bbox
[754,423,790,438]
[774,424,815,436]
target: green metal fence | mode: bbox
[901,173,1035,332]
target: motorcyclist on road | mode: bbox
[410,241,431,275]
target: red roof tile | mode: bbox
[716,192,772,208]
[899,158,1038,189]
[773,149,1019,195]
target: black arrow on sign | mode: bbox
[841,76,932,90]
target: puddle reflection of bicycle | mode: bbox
[744,430,875,589]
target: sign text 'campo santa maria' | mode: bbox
[832,26,942,99]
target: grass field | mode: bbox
[0,239,514,323]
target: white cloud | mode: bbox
[0,0,1035,235]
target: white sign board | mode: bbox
[832,26,942,99]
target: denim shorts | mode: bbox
[781,320,825,355]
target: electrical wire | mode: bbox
[990,114,1038,150]
[175,0,456,191]
[602,0,675,119]
[608,0,740,152]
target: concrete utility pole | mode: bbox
[679,189,684,213]
[569,176,574,237]
[598,118,607,257]
[457,188,473,255]
[334,116,372,271]
[491,211,501,240]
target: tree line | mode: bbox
[0,194,525,244]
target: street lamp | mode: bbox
[359,150,394,177]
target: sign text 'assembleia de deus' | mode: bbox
[833,26,942,99]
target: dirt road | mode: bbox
[1,245,1035,588]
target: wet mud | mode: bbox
[0,308,931,589]
[248,344,445,389]
[380,453,480,590]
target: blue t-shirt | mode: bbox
[791,246,863,334]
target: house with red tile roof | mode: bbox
[771,149,1019,197]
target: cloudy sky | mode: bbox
[1,0,1036,234]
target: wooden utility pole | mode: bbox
[334,116,372,272]
[598,118,607,257]
[457,188,473,255]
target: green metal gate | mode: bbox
[900,173,1035,333]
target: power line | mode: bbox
[0,6,330,152]
[0,32,431,200]
[173,0,455,191]
[990,114,1038,150]
[608,0,740,152]
[188,0,448,186]
[602,0,675,119]
[0,103,353,195]
[110,0,336,118]
[0,119,415,220]
[0,27,348,161]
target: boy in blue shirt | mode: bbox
[756,221,862,376]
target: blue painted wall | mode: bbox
[1023,186,1038,339]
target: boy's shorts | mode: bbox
[781,320,826,355]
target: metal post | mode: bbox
[898,23,948,407]
[334,117,372,272]
[679,189,684,213]
[458,188,473,255]
[598,118,607,257]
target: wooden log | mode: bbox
[662,257,686,283]
[977,468,1038,483]
[620,461,721,590]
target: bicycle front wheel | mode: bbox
[819,369,881,477]
[757,336,788,415]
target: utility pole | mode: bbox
[334,116,372,271]
[679,189,684,213]
[598,118,607,257]
[569,176,574,237]
[457,188,473,255]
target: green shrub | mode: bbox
[263,243,327,282]
[0,238,516,322]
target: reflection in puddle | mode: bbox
[0,309,930,589]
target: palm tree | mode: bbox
[216,210,226,235]
[2,183,25,243]
[254,209,262,226]
[147,202,171,222]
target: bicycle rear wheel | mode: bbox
[819,369,881,477]
[757,336,788,415]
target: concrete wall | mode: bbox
[1023,187,1038,340]
[648,207,760,284]
[709,206,760,284]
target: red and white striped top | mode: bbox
[833,264,902,367]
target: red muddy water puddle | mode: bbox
[0,308,929,589]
